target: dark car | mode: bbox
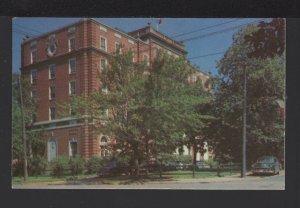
[252,156,281,175]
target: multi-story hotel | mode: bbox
[21,18,211,161]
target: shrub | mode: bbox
[50,156,70,177]
[205,159,218,168]
[69,155,85,175]
[12,159,23,177]
[85,156,104,174]
[28,155,48,176]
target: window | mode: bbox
[100,37,107,51]
[192,75,197,83]
[129,48,135,62]
[70,105,76,116]
[115,42,122,54]
[100,58,107,71]
[31,48,37,64]
[69,140,78,157]
[68,26,76,34]
[101,148,109,158]
[49,107,55,120]
[69,80,76,96]
[68,35,75,52]
[47,139,57,161]
[49,64,55,79]
[49,86,55,100]
[31,89,37,98]
[100,26,107,32]
[69,58,76,74]
[31,69,37,84]
[101,136,108,143]
[143,54,149,66]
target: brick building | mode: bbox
[21,18,211,161]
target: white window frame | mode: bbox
[114,33,121,39]
[68,35,76,52]
[49,107,55,120]
[129,48,135,62]
[48,64,56,79]
[128,39,134,45]
[100,36,107,51]
[143,53,149,66]
[31,89,37,98]
[49,86,55,100]
[31,69,37,84]
[115,42,122,54]
[68,26,76,34]
[69,58,76,74]
[69,80,76,96]
[100,58,107,72]
[30,48,37,64]
[100,26,107,32]
[69,138,78,157]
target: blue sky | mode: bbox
[12,18,269,75]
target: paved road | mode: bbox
[13,171,285,190]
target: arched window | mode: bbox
[101,136,108,143]
[48,138,57,161]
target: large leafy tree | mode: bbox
[211,22,285,165]
[70,51,213,176]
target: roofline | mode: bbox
[22,18,141,45]
[128,25,185,47]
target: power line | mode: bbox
[13,23,43,35]
[170,18,241,38]
[189,51,225,60]
[181,19,266,42]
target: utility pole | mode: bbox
[241,66,247,178]
[18,75,28,180]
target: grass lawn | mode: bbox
[162,170,239,179]
[12,173,96,184]
[12,171,239,185]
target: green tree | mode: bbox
[12,73,46,175]
[211,22,285,166]
[69,51,213,176]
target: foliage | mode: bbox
[12,73,46,162]
[68,51,213,176]
[50,156,70,177]
[245,18,285,59]
[28,155,48,176]
[85,156,105,174]
[69,155,86,175]
[211,22,285,166]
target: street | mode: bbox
[12,171,285,190]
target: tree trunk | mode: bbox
[28,140,33,159]
[193,143,197,178]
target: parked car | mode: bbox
[251,156,281,175]
[195,161,210,170]
[163,161,184,171]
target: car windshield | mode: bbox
[257,156,276,163]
